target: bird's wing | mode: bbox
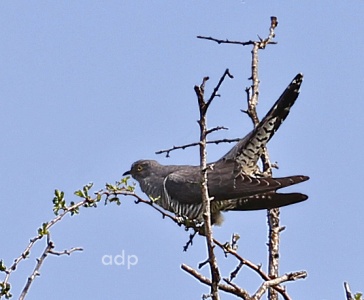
[217,73,303,174]
[164,164,309,205]
[163,167,202,205]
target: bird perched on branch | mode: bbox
[123,74,309,225]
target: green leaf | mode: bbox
[125,183,136,192]
[85,182,93,190]
[53,189,64,203]
[0,260,6,272]
[69,205,80,216]
[37,222,49,236]
[149,195,161,202]
[55,189,64,200]
[0,281,12,299]
[108,197,121,205]
[355,293,363,300]
[74,190,86,198]
[52,189,67,215]
[121,176,130,185]
[96,193,102,201]
[106,183,117,192]
[82,183,93,197]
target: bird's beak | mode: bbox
[123,170,131,176]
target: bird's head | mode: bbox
[123,160,159,181]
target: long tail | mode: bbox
[207,161,309,200]
[217,74,303,174]
[214,192,308,212]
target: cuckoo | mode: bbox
[123,74,309,224]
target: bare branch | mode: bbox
[238,16,280,300]
[1,195,94,296]
[197,35,255,46]
[251,271,307,300]
[183,231,198,252]
[48,247,83,256]
[155,138,240,157]
[229,261,243,282]
[267,207,281,300]
[19,234,82,300]
[181,264,251,299]
[117,188,305,300]
[213,238,287,299]
[206,126,228,135]
[110,190,180,224]
[344,282,354,300]
[195,75,221,300]
[197,16,277,50]
[197,36,277,47]
[206,69,233,108]
[18,237,53,300]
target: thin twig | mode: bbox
[206,126,228,135]
[2,197,93,294]
[206,69,233,107]
[344,282,354,300]
[229,261,243,282]
[111,190,180,223]
[181,264,251,299]
[197,36,277,47]
[183,231,198,252]
[197,35,255,46]
[18,236,53,300]
[251,271,307,300]
[19,235,82,300]
[155,138,240,157]
[48,247,83,256]
[213,238,294,300]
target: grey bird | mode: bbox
[123,74,309,224]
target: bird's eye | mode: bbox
[137,165,143,172]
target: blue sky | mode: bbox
[1,1,363,299]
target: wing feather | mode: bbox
[164,164,309,205]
